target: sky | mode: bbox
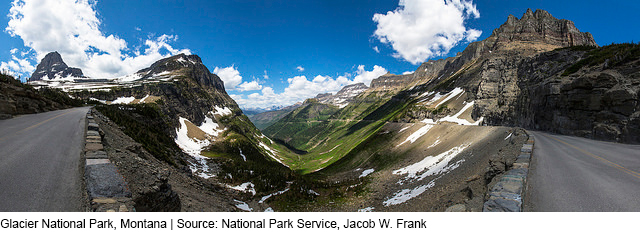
[1,0,639,109]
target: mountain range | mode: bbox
[19,9,640,211]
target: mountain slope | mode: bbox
[29,52,86,81]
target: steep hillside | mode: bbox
[0,73,83,119]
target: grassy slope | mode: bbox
[262,90,413,174]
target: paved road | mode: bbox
[525,131,640,211]
[0,107,90,211]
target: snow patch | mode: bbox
[213,106,232,117]
[175,117,214,179]
[111,96,135,104]
[359,168,375,178]
[427,139,441,149]
[259,188,290,203]
[398,124,414,133]
[383,180,436,206]
[239,148,246,161]
[227,182,256,196]
[358,207,375,212]
[139,94,150,103]
[264,207,274,212]
[176,57,188,64]
[234,200,252,211]
[504,133,513,140]
[89,97,106,104]
[199,114,224,137]
[397,124,434,147]
[439,101,484,126]
[393,144,469,184]
[433,87,464,108]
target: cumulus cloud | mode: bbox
[237,81,262,92]
[373,0,481,64]
[231,65,387,109]
[4,0,190,78]
[0,55,35,75]
[213,65,262,92]
[352,65,388,86]
[296,66,305,72]
[373,46,380,53]
[213,65,243,89]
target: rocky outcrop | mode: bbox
[29,52,85,81]
[370,73,412,89]
[492,9,597,48]
[316,83,369,108]
[0,74,81,119]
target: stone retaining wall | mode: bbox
[483,132,535,212]
[84,109,134,212]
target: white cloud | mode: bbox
[373,46,380,53]
[352,65,388,86]
[296,66,305,72]
[231,65,387,109]
[213,65,262,92]
[403,71,414,75]
[0,55,35,75]
[213,65,243,89]
[237,81,262,92]
[373,0,481,64]
[4,0,190,78]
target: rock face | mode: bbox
[0,74,81,119]
[391,9,640,143]
[316,83,369,108]
[29,52,85,81]
[492,9,597,48]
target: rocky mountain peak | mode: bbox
[137,53,226,91]
[491,9,597,47]
[29,51,85,81]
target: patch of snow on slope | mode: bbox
[397,124,434,147]
[433,87,464,108]
[234,199,252,211]
[213,106,232,117]
[359,168,375,178]
[175,117,213,179]
[176,57,188,64]
[504,132,513,140]
[198,114,224,137]
[427,138,441,149]
[358,207,375,212]
[398,124,414,133]
[383,180,436,206]
[89,97,106,104]
[259,188,290,203]
[139,94,150,103]
[264,207,274,212]
[239,148,246,161]
[227,182,256,195]
[115,73,141,82]
[439,101,484,126]
[393,144,469,184]
[111,96,136,104]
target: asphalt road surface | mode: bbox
[525,131,640,211]
[0,107,89,211]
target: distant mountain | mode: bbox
[246,103,302,130]
[29,52,86,81]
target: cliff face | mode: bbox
[29,52,86,81]
[391,9,640,143]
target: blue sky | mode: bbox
[1,0,639,109]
